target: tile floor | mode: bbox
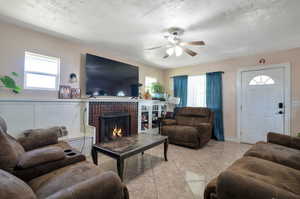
[88,140,251,199]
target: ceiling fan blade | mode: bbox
[182,47,197,56]
[180,41,205,46]
[163,54,169,59]
[144,45,164,50]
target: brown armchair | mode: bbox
[0,116,129,199]
[0,116,85,181]
[161,107,214,148]
[204,132,300,199]
[0,165,129,199]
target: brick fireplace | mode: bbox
[88,102,138,143]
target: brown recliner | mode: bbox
[0,165,129,199]
[161,107,214,148]
[0,116,129,199]
[0,116,85,181]
[204,133,300,199]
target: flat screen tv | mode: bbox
[85,54,139,97]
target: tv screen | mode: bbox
[85,54,139,97]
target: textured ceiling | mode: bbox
[0,0,300,68]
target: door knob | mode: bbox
[278,111,284,114]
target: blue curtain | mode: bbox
[206,72,224,141]
[173,76,188,107]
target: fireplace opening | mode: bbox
[99,112,131,142]
[112,127,123,137]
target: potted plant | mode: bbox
[0,72,21,93]
[150,82,165,100]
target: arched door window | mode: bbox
[249,75,275,85]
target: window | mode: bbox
[145,76,157,94]
[249,75,275,85]
[24,52,60,90]
[187,75,206,107]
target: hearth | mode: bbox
[99,112,131,142]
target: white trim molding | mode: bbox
[236,63,291,143]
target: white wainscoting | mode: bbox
[0,100,90,139]
[67,136,94,156]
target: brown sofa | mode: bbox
[0,116,129,199]
[204,132,300,199]
[161,107,214,148]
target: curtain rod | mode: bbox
[169,71,225,78]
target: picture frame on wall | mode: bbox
[71,88,81,99]
[58,85,71,99]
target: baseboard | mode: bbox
[225,137,240,143]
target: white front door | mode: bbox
[240,67,286,144]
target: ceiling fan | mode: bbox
[145,27,205,59]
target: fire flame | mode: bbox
[112,127,122,137]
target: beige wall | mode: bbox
[0,21,164,99]
[1,20,300,140]
[164,48,300,138]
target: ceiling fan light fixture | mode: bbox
[175,46,183,56]
[166,48,174,56]
[145,27,205,58]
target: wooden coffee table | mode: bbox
[91,134,168,181]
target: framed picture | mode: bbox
[58,85,71,99]
[71,88,81,99]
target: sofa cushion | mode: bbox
[14,141,86,181]
[42,171,128,199]
[28,161,104,198]
[0,169,36,199]
[22,127,68,137]
[18,128,60,151]
[217,157,300,199]
[0,127,25,172]
[176,107,211,117]
[161,125,199,143]
[204,177,217,199]
[176,116,209,126]
[244,141,300,170]
[268,132,300,150]
[7,134,26,155]
[0,116,25,156]
[175,107,212,126]
[0,116,7,133]
[17,147,65,169]
[162,119,177,125]
[42,140,73,150]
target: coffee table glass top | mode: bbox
[93,134,167,154]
